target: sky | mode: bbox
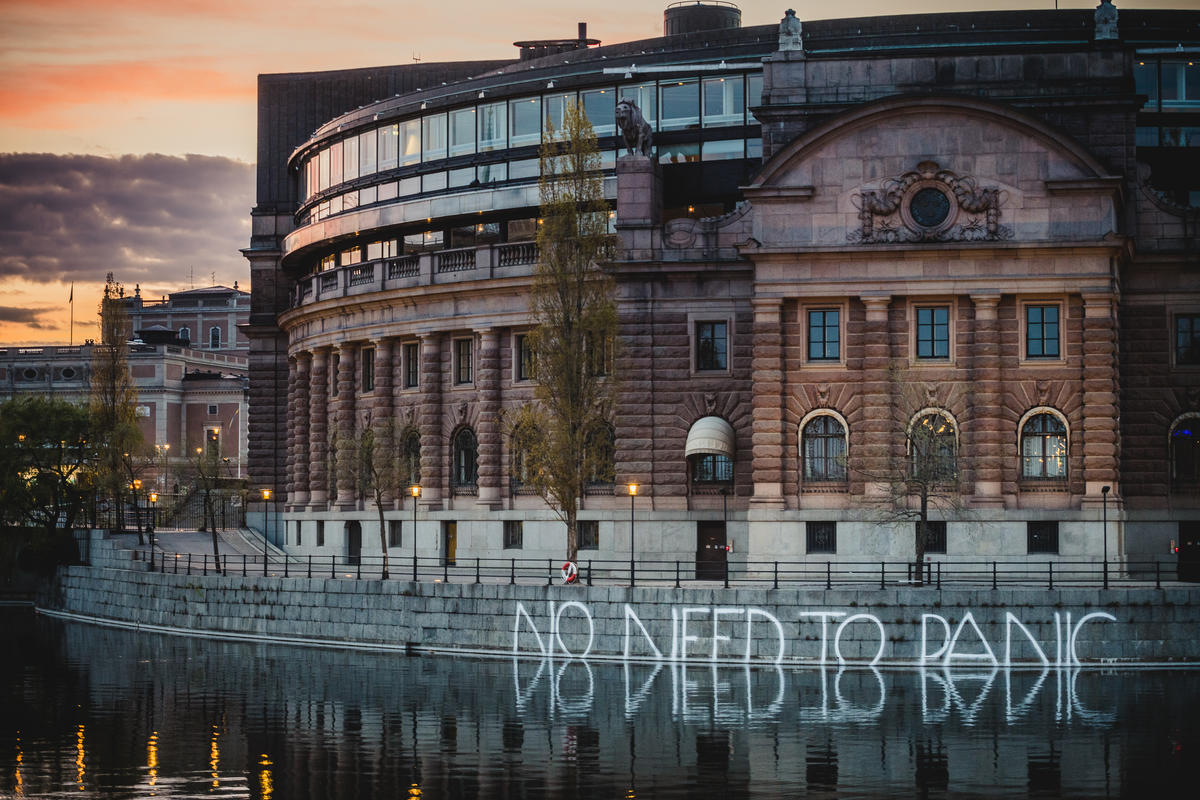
[0,0,1191,344]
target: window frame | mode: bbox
[209,326,221,349]
[451,427,478,490]
[578,520,599,551]
[1175,312,1200,367]
[800,412,849,484]
[1021,300,1064,363]
[912,303,952,362]
[694,319,729,372]
[908,409,959,485]
[919,520,947,554]
[403,342,419,389]
[1019,409,1068,482]
[1171,413,1200,491]
[503,520,524,550]
[805,521,837,555]
[361,346,375,392]
[401,429,422,489]
[514,333,535,382]
[454,337,474,385]
[1027,521,1060,555]
[804,305,843,364]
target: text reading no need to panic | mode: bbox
[513,602,1117,667]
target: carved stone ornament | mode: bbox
[704,392,719,416]
[457,401,469,424]
[779,9,803,52]
[616,99,653,157]
[815,384,830,407]
[1188,387,1200,411]
[848,160,1012,244]
[924,384,939,407]
[1037,380,1051,407]
[1095,0,1118,41]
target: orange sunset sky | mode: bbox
[0,0,1191,345]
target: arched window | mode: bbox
[1021,412,1067,479]
[686,416,734,492]
[401,429,421,489]
[178,326,190,343]
[209,326,221,349]
[586,422,615,491]
[452,427,478,490]
[910,411,957,483]
[509,422,538,494]
[802,415,847,482]
[1172,417,1200,490]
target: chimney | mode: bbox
[578,22,587,41]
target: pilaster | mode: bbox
[750,298,785,508]
[308,347,329,506]
[476,328,502,507]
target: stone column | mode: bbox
[292,352,311,507]
[372,339,395,505]
[969,294,1003,504]
[476,328,501,507]
[858,294,892,496]
[1082,293,1120,499]
[418,333,443,506]
[308,347,329,506]
[285,356,298,501]
[334,342,358,508]
[750,298,785,507]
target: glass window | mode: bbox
[1172,419,1199,488]
[329,141,343,186]
[343,136,359,181]
[658,142,700,164]
[448,167,475,188]
[808,309,840,361]
[404,230,442,252]
[422,171,447,192]
[701,139,744,161]
[746,74,763,121]
[1022,413,1067,479]
[378,124,399,170]
[509,158,539,180]
[503,520,523,549]
[587,424,616,488]
[400,429,420,487]
[422,113,447,161]
[660,79,699,131]
[803,416,847,482]
[318,147,330,191]
[328,194,343,215]
[361,347,375,392]
[916,306,950,359]
[319,254,336,272]
[340,246,362,266]
[619,84,658,129]
[1027,521,1059,555]
[1025,305,1060,359]
[478,101,507,152]
[581,87,616,136]
[920,521,947,554]
[388,520,401,548]
[703,76,744,127]
[508,218,537,242]
[377,181,398,201]
[209,326,221,349]
[911,413,957,483]
[478,162,507,184]
[358,185,377,206]
[359,129,377,175]
[509,97,541,147]
[341,191,358,212]
[178,326,190,342]
[397,176,420,197]
[543,92,577,139]
[366,239,398,261]
[806,521,837,554]
[398,119,420,166]
[578,520,599,550]
[1177,314,1200,365]
[695,321,727,370]
[516,333,534,381]
[455,338,473,384]
[452,428,478,488]
[404,343,419,388]
[449,108,476,157]
[1135,60,1159,109]
[746,138,763,159]
[691,453,733,483]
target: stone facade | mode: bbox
[245,7,1200,568]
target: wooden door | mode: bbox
[696,521,727,580]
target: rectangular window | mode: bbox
[295,521,302,547]
[343,135,359,181]
[808,309,840,361]
[478,162,507,184]
[448,167,475,188]
[361,347,375,392]
[1177,314,1200,365]
[318,147,330,191]
[509,97,541,147]
[449,108,476,157]
[516,334,534,381]
[578,520,599,551]
[509,159,539,180]
[359,129,377,175]
[701,139,745,161]
[477,101,507,151]
[503,520,523,550]
[660,78,699,131]
[1027,521,1059,554]
[207,404,218,415]
[316,520,325,547]
[543,92,577,139]
[422,113,447,161]
[586,334,613,377]
[747,74,763,121]
[330,353,339,396]
[921,521,947,554]
[455,338,473,384]
[388,519,402,548]
[399,119,420,166]
[916,306,950,359]
[581,87,616,136]
[421,171,447,192]
[1025,305,1060,359]
[702,76,744,127]
[329,140,343,186]
[378,124,399,171]
[695,321,728,370]
[806,521,837,554]
[619,83,658,128]
[404,342,419,388]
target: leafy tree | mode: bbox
[88,274,145,540]
[0,397,92,536]
[510,100,619,563]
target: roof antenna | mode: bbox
[412,52,421,62]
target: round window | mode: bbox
[22,368,37,380]
[909,187,951,228]
[61,367,76,379]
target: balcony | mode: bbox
[292,240,540,308]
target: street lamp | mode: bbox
[261,489,273,566]
[148,493,157,548]
[1102,485,1111,589]
[410,485,421,581]
[132,479,143,539]
[627,483,638,587]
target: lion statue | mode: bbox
[615,98,653,158]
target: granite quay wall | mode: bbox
[42,544,1200,666]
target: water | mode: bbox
[0,608,1196,799]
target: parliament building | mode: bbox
[244,3,1200,572]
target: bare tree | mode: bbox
[349,414,398,579]
[186,441,226,573]
[509,100,619,563]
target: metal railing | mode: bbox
[140,553,1188,590]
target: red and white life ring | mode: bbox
[561,561,579,584]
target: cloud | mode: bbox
[0,153,253,287]
[0,306,55,328]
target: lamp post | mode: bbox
[132,478,143,540]
[261,489,272,566]
[1102,485,1111,589]
[627,483,638,587]
[410,485,421,581]
[148,493,157,548]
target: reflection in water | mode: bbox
[0,608,1197,798]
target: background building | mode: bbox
[245,4,1200,570]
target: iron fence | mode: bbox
[140,552,1188,590]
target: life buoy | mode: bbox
[561,561,579,584]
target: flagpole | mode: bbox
[69,282,74,346]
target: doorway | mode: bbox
[346,520,362,565]
[696,521,727,580]
[442,520,458,566]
